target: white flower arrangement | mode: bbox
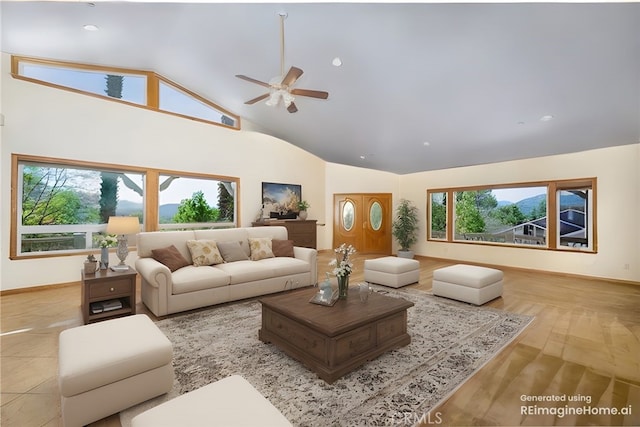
[96,234,118,248]
[329,243,356,277]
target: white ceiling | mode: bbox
[2,2,639,174]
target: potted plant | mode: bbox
[392,199,419,258]
[297,200,310,220]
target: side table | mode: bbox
[81,267,137,324]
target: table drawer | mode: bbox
[89,278,132,298]
[334,325,376,364]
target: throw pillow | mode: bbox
[248,237,275,261]
[151,245,190,272]
[186,240,224,267]
[271,239,295,257]
[217,240,250,262]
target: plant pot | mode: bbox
[397,250,414,259]
[298,210,308,220]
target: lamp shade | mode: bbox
[106,216,140,235]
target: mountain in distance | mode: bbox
[498,193,584,217]
[116,201,179,220]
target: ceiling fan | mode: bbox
[235,12,328,113]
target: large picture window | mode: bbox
[427,178,596,252]
[11,155,240,259]
[158,174,236,230]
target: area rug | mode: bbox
[121,287,533,426]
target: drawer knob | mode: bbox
[110,287,115,292]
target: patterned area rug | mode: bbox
[121,287,532,426]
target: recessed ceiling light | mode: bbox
[540,115,554,122]
[423,142,430,146]
[332,57,342,67]
[83,24,99,31]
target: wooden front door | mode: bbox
[333,193,392,254]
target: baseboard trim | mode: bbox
[0,280,79,296]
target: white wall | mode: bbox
[0,53,325,290]
[399,144,640,282]
[2,51,638,290]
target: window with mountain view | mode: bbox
[158,174,236,229]
[427,178,596,252]
[15,158,145,256]
[12,155,240,258]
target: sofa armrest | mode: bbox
[293,247,317,285]
[135,257,173,316]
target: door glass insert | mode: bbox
[342,200,355,231]
[370,201,383,230]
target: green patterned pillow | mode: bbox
[248,237,275,261]
[186,240,224,266]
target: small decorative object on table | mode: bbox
[359,282,372,303]
[83,254,99,275]
[329,243,356,299]
[95,234,117,270]
[297,200,310,220]
[310,273,339,306]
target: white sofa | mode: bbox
[135,226,317,316]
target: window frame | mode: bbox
[426,178,597,253]
[11,154,241,260]
[11,55,240,130]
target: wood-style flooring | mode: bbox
[1,252,639,426]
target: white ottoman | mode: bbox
[432,264,503,305]
[131,375,292,427]
[364,256,420,288]
[58,315,174,427]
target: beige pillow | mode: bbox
[186,240,224,266]
[248,237,275,261]
[217,241,250,262]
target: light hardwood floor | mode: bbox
[1,252,639,426]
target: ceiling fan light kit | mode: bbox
[235,12,328,113]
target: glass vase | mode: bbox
[100,247,109,270]
[337,275,349,299]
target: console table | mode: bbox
[252,219,317,249]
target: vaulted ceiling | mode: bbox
[2,2,639,174]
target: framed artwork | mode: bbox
[262,182,302,219]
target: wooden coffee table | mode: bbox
[258,287,414,383]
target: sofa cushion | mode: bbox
[172,266,230,294]
[271,239,295,257]
[217,241,250,262]
[186,240,224,266]
[248,237,275,261]
[256,257,310,276]
[151,245,190,272]
[215,261,274,284]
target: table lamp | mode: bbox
[106,216,140,271]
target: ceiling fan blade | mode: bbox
[245,93,270,105]
[290,88,329,99]
[281,66,303,87]
[235,75,271,88]
[287,102,298,113]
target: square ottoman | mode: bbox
[364,256,420,288]
[58,314,174,427]
[432,264,503,305]
[131,375,292,427]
